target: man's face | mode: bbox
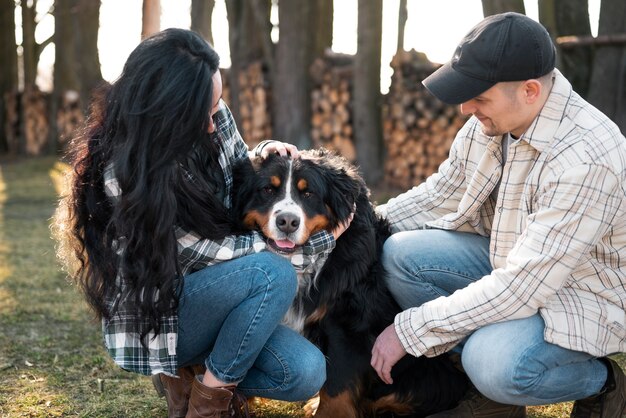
[459,81,526,138]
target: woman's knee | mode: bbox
[287,345,326,400]
[251,252,298,299]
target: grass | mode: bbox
[0,156,623,417]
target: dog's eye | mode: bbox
[263,186,274,195]
[303,191,313,198]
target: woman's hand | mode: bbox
[371,323,407,384]
[257,141,299,159]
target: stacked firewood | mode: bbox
[22,87,49,156]
[56,90,84,148]
[4,91,20,154]
[220,62,272,149]
[383,50,468,189]
[310,51,356,161]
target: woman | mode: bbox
[57,28,349,417]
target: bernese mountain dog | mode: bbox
[232,148,468,417]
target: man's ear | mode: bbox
[523,79,542,104]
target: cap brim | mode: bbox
[422,62,496,105]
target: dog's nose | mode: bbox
[276,212,301,234]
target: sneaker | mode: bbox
[427,386,526,417]
[570,358,626,418]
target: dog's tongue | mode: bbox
[274,239,295,249]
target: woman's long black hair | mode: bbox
[58,28,232,344]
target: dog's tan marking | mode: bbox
[309,389,358,418]
[305,305,328,326]
[270,175,281,188]
[243,211,269,232]
[302,214,330,242]
[297,178,308,191]
[370,393,415,415]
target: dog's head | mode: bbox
[232,148,367,253]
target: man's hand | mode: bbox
[258,141,299,159]
[371,323,407,384]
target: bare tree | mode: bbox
[272,0,315,148]
[313,0,333,58]
[0,0,18,153]
[481,0,525,16]
[50,0,103,153]
[191,0,215,45]
[21,0,53,88]
[225,0,271,131]
[397,0,407,52]
[74,0,103,108]
[587,0,626,131]
[142,0,160,39]
[353,0,383,184]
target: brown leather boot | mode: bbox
[426,386,526,417]
[185,377,251,418]
[152,365,206,418]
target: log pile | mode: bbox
[22,87,49,156]
[220,62,272,149]
[4,91,20,154]
[310,51,356,161]
[383,50,468,189]
[56,90,84,148]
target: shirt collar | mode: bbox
[519,69,572,153]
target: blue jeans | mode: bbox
[382,229,608,406]
[176,252,326,401]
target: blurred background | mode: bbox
[1,0,624,187]
[1,2,625,417]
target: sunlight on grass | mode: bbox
[49,161,71,197]
[0,165,17,315]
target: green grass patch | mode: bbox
[0,156,622,417]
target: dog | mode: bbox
[232,148,468,417]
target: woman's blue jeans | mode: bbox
[176,252,326,401]
[382,229,608,406]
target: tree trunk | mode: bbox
[191,0,215,45]
[0,0,18,153]
[397,0,407,52]
[481,0,525,16]
[142,0,160,39]
[51,0,80,154]
[22,0,38,87]
[587,0,626,131]
[353,0,383,185]
[225,0,270,133]
[272,0,314,149]
[554,0,592,97]
[74,0,103,108]
[313,0,333,59]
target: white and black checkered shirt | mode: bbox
[102,100,335,376]
[378,70,626,359]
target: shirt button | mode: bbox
[498,207,503,213]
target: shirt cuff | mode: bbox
[394,308,428,358]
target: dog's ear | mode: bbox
[231,157,258,225]
[314,151,366,223]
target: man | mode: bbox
[371,12,625,418]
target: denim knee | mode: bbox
[462,346,525,404]
[254,252,298,303]
[287,346,327,401]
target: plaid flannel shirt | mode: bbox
[378,70,626,359]
[102,100,335,376]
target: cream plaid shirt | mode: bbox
[378,70,626,358]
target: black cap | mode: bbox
[422,12,556,105]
